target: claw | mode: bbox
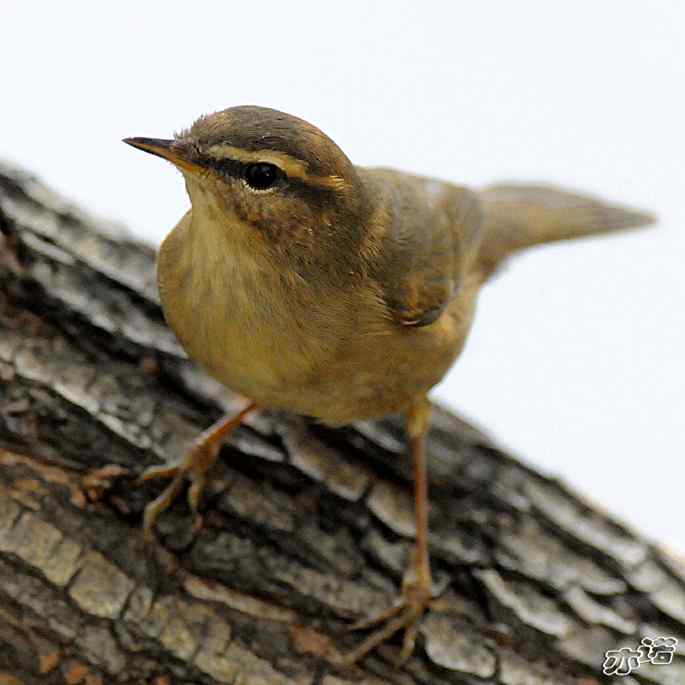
[139,442,217,542]
[344,581,434,666]
[139,462,179,483]
[346,601,404,632]
[141,466,187,542]
[397,617,419,666]
[138,401,259,542]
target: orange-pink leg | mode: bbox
[140,401,259,541]
[345,397,434,665]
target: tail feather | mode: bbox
[477,183,656,277]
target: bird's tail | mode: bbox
[477,183,655,278]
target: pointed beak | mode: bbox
[122,137,201,173]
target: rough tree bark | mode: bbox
[0,159,683,685]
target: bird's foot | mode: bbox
[138,401,259,542]
[344,575,436,666]
[139,437,220,542]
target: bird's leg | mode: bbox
[344,397,434,666]
[139,400,259,541]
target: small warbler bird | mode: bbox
[124,106,654,664]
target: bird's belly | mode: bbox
[164,292,471,425]
[159,229,475,423]
[166,294,453,423]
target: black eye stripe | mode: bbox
[206,157,251,178]
[205,158,282,187]
[202,156,339,199]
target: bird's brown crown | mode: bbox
[178,105,356,192]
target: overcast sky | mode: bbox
[2,1,683,548]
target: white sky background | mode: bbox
[2,2,683,547]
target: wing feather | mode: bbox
[364,169,483,327]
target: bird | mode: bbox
[123,105,654,665]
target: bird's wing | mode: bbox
[365,169,483,327]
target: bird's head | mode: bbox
[124,106,371,277]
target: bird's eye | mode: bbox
[244,163,281,191]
